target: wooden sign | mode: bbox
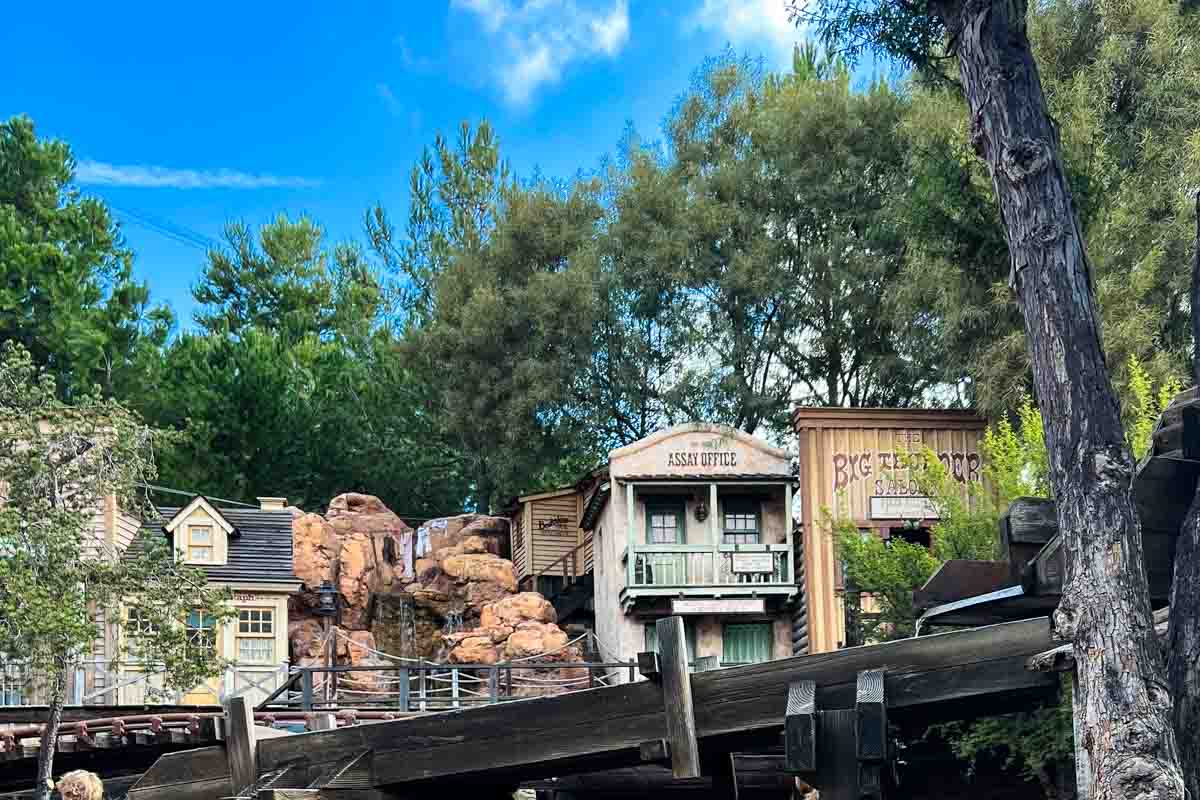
[869,496,939,520]
[671,598,765,615]
[731,552,775,574]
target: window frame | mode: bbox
[235,607,276,664]
[185,610,217,655]
[720,497,761,545]
[125,606,159,637]
[187,525,215,563]
[644,499,686,544]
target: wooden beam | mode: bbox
[730,753,794,800]
[784,680,816,774]
[0,704,222,725]
[255,618,1056,788]
[856,670,887,800]
[227,696,259,794]
[125,745,231,800]
[999,497,1057,584]
[814,709,858,800]
[657,616,701,779]
[637,651,661,681]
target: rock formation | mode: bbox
[288,494,582,692]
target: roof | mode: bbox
[129,505,299,586]
[609,423,788,462]
[612,473,798,483]
[791,406,986,430]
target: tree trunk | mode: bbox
[1167,193,1200,799]
[32,664,68,800]
[941,1,1184,797]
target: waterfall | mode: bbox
[397,595,416,659]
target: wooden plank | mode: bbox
[856,670,887,800]
[730,753,793,800]
[999,497,1057,583]
[657,616,700,779]
[227,696,259,794]
[126,745,232,800]
[258,618,1056,787]
[784,680,816,773]
[0,704,223,725]
[815,710,858,800]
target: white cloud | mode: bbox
[377,82,403,117]
[688,0,799,67]
[452,0,630,108]
[76,160,320,190]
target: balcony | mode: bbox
[620,543,796,609]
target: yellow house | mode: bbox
[114,496,300,706]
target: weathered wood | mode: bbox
[0,705,222,726]
[913,560,1013,614]
[126,745,232,800]
[638,739,669,762]
[227,696,258,794]
[999,497,1058,583]
[730,754,793,800]
[637,651,661,681]
[784,680,816,774]
[856,670,887,800]
[311,714,338,732]
[254,617,1054,788]
[814,709,857,800]
[657,616,701,780]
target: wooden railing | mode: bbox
[629,543,791,588]
[256,660,637,713]
[543,534,594,589]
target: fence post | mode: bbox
[71,665,85,704]
[451,667,460,708]
[489,666,499,702]
[301,669,314,711]
[628,660,636,684]
[418,660,427,712]
[398,667,410,713]
[506,665,513,697]
[588,666,595,689]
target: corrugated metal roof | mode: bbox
[130,506,298,586]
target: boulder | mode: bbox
[442,553,518,592]
[448,635,501,665]
[503,622,570,659]
[479,593,557,629]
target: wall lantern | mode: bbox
[315,580,339,617]
[694,495,709,523]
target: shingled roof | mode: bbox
[131,504,299,587]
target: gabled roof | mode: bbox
[130,505,298,586]
[162,496,237,537]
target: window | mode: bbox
[186,611,216,654]
[238,608,274,634]
[644,620,697,667]
[646,501,684,544]
[126,607,159,636]
[236,608,275,664]
[722,623,773,666]
[722,499,761,545]
[188,526,214,562]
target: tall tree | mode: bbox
[0,115,172,400]
[0,342,232,800]
[404,179,603,511]
[800,2,1187,798]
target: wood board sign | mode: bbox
[672,598,766,615]
[869,495,939,520]
[731,552,775,574]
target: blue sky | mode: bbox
[1,1,857,327]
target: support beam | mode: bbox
[784,482,794,584]
[626,483,636,589]
[656,616,700,779]
[730,754,795,800]
[709,483,720,545]
[226,696,258,794]
[814,710,858,800]
[784,680,816,774]
[856,670,887,800]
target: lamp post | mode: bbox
[315,581,338,705]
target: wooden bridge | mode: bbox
[117,614,1059,800]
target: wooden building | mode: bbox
[508,486,593,597]
[583,423,799,674]
[792,408,987,654]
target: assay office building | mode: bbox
[508,409,985,672]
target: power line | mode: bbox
[109,203,220,252]
[138,482,258,509]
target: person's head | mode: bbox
[56,770,103,800]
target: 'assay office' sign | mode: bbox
[663,434,743,471]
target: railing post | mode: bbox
[506,665,513,697]
[71,665,85,705]
[398,667,410,712]
[628,660,636,684]
[489,666,499,702]
[301,668,313,711]
[418,660,427,712]
[451,667,460,708]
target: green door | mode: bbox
[722,623,773,666]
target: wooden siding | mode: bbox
[793,410,987,655]
[113,508,140,552]
[511,512,530,581]
[530,493,583,574]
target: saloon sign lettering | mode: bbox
[831,448,981,492]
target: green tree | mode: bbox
[0,115,173,400]
[0,342,232,800]
[194,213,383,343]
[404,178,604,511]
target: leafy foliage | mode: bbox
[0,342,232,788]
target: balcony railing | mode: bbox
[628,543,792,588]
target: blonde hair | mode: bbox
[56,770,103,800]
